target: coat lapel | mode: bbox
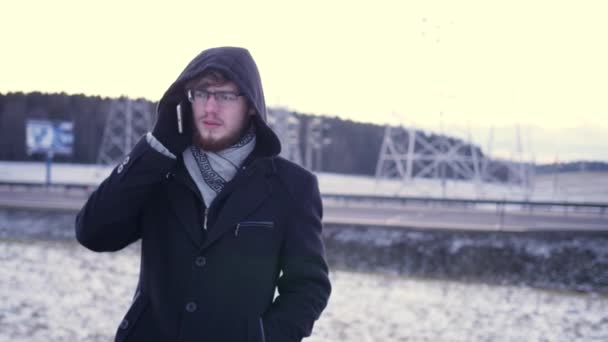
[201,162,273,251]
[166,162,205,248]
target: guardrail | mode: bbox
[0,182,94,195]
[321,193,608,217]
[2,182,607,217]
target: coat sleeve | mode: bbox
[263,173,332,342]
[75,137,176,252]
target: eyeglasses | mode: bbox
[187,89,244,106]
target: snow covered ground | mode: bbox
[1,161,607,203]
[1,238,607,342]
[1,162,607,341]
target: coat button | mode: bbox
[119,319,129,329]
[117,164,124,174]
[195,256,206,267]
[123,155,130,164]
[165,172,174,180]
[185,302,197,313]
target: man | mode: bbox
[75,46,331,342]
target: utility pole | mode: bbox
[267,107,303,166]
[305,117,331,171]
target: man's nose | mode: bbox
[203,95,220,113]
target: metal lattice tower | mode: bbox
[375,120,535,197]
[267,107,303,165]
[304,117,331,171]
[481,126,535,193]
[97,98,154,165]
[375,125,483,182]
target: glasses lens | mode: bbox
[189,90,239,105]
[197,90,210,102]
[218,92,237,102]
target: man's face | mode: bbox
[189,79,251,151]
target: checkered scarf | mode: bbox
[186,125,256,206]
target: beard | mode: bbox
[193,118,251,152]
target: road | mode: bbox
[0,188,606,232]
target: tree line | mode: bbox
[5,92,575,178]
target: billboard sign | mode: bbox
[26,119,74,156]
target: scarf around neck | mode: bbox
[183,125,256,207]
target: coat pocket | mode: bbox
[234,221,274,237]
[114,292,149,342]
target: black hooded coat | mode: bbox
[75,47,331,342]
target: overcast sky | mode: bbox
[1,0,606,162]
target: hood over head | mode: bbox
[158,46,281,156]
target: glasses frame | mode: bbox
[187,89,245,106]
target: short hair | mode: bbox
[185,69,230,90]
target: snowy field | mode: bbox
[1,161,608,203]
[1,162,607,341]
[1,238,607,342]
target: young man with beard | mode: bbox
[75,47,331,342]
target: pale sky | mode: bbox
[1,0,607,162]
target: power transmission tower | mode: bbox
[375,123,483,196]
[97,98,154,165]
[376,112,535,199]
[375,124,413,181]
[267,107,303,165]
[305,117,331,171]
[481,125,535,190]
